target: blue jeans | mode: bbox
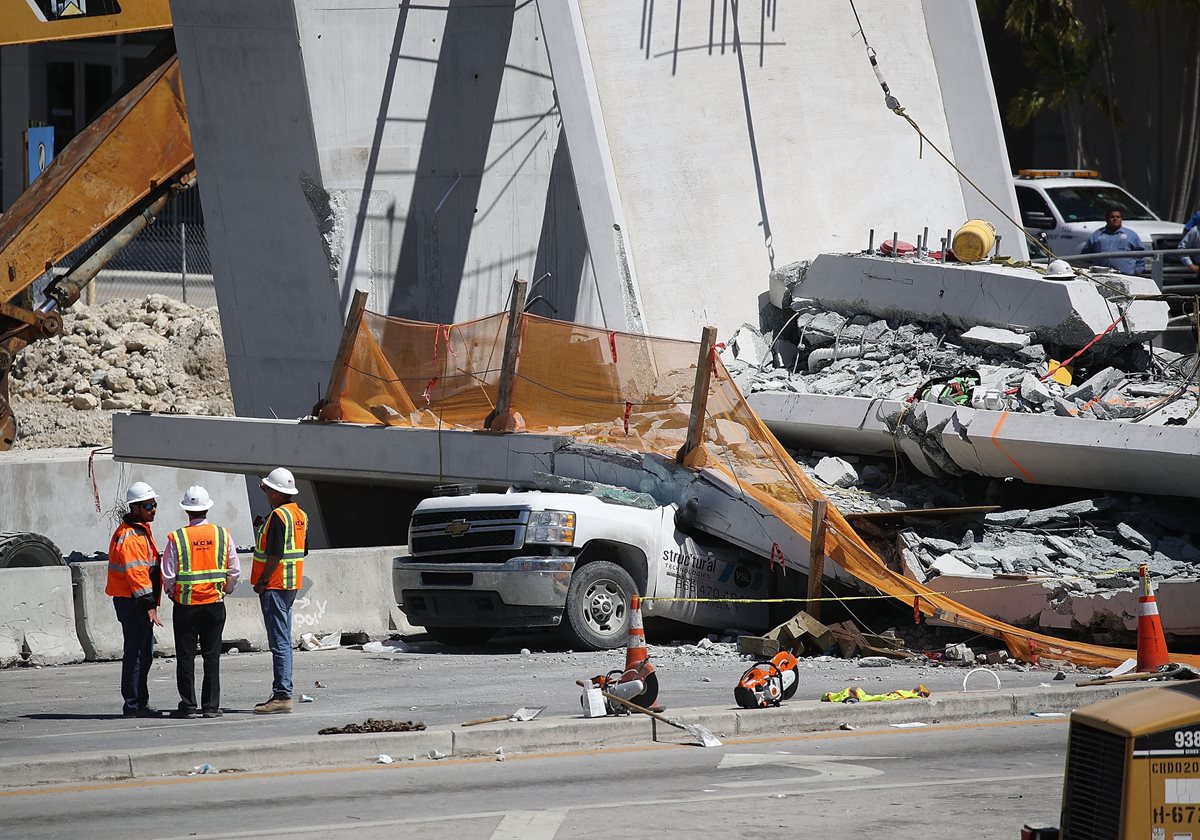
[259,589,297,699]
[113,597,154,713]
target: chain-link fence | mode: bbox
[31,184,215,309]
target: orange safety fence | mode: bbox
[331,307,1200,670]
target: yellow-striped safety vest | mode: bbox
[251,503,307,590]
[168,523,232,605]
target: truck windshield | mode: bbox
[1045,186,1158,222]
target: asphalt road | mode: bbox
[0,641,1094,761]
[0,716,1069,840]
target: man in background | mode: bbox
[1081,209,1145,275]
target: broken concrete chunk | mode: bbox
[960,326,1031,352]
[930,554,980,577]
[921,537,960,554]
[944,643,974,662]
[1044,534,1087,562]
[1116,522,1153,551]
[985,509,1030,527]
[1023,500,1102,527]
[1064,366,1125,403]
[1019,373,1053,405]
[858,656,892,667]
[713,418,752,447]
[1016,343,1047,364]
[814,456,859,488]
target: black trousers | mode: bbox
[172,600,226,712]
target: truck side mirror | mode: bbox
[1023,211,1056,230]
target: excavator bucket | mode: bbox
[0,53,194,450]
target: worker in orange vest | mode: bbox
[162,486,240,719]
[251,467,308,714]
[105,481,163,717]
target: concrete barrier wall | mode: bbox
[0,567,85,666]
[71,545,401,660]
[0,448,253,556]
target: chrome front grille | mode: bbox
[409,507,529,557]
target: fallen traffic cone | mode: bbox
[618,594,658,708]
[1136,563,1171,673]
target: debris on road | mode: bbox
[318,719,427,735]
[376,754,394,764]
[299,632,341,651]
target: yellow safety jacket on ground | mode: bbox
[821,685,931,703]
[105,519,159,602]
[251,503,307,590]
[168,523,233,605]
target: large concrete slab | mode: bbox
[0,567,84,667]
[750,391,1200,499]
[0,448,253,556]
[791,254,1167,349]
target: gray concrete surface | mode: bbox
[749,390,1200,498]
[3,707,1079,839]
[0,567,84,667]
[0,638,1143,788]
[0,715,1070,840]
[0,448,253,556]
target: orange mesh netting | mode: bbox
[331,308,1199,670]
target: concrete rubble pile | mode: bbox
[11,294,234,448]
[725,299,1199,428]
[788,443,1200,585]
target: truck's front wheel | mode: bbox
[562,561,636,651]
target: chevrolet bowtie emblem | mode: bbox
[445,519,471,537]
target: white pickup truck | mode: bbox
[394,487,772,649]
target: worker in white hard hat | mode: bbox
[161,486,240,719]
[105,481,164,717]
[251,467,308,714]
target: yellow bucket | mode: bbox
[952,219,996,263]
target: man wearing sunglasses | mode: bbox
[105,481,164,717]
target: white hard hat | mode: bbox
[126,481,158,505]
[180,485,214,512]
[261,467,298,495]
[1045,259,1076,279]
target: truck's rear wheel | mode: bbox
[562,561,635,651]
[426,626,498,647]
[0,532,64,568]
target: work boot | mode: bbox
[201,708,224,719]
[253,696,293,715]
[169,705,197,719]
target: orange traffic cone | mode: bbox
[618,594,659,707]
[1136,563,1171,673]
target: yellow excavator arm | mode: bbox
[0,48,193,449]
[1,1,171,47]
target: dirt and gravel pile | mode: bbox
[10,294,233,449]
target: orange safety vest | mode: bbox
[251,503,307,590]
[168,523,233,605]
[105,520,160,601]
